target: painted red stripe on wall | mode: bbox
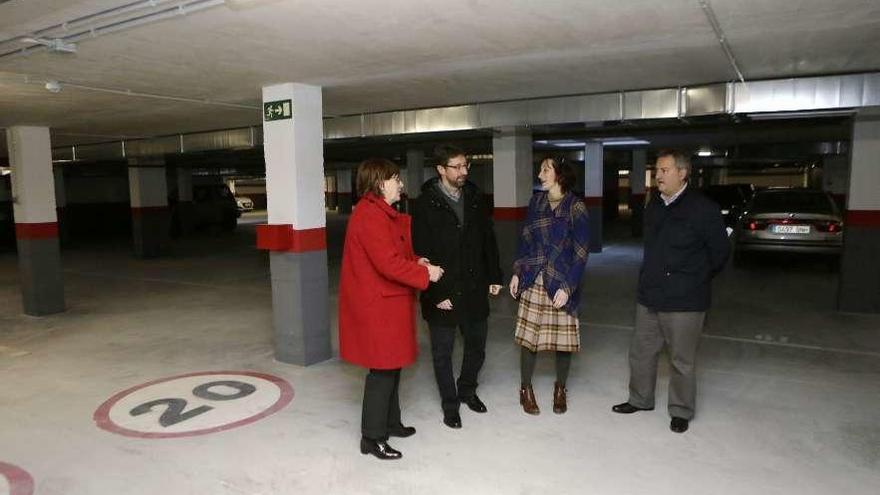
[15,222,59,239]
[493,207,527,221]
[846,210,880,227]
[257,224,327,252]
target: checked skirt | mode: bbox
[514,273,580,352]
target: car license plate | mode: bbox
[773,224,810,234]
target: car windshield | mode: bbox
[751,191,833,214]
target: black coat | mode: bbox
[638,186,730,312]
[412,178,503,325]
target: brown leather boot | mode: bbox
[553,382,567,414]
[519,384,540,415]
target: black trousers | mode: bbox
[361,368,402,440]
[428,319,488,414]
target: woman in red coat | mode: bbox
[338,158,444,460]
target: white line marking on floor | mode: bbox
[582,322,880,358]
[0,345,30,358]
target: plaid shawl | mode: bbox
[512,191,590,315]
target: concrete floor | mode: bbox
[1,212,879,495]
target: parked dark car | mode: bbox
[734,188,843,260]
[702,183,754,227]
[170,183,238,237]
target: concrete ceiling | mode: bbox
[0,0,879,148]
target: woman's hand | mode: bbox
[427,264,444,282]
[509,275,519,298]
[417,257,430,266]
[552,289,569,309]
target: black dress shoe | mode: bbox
[443,412,462,429]
[360,438,402,460]
[612,402,655,414]
[387,424,416,438]
[670,417,689,433]
[460,394,488,413]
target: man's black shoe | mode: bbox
[360,438,402,460]
[670,417,689,433]
[443,412,462,429]
[387,425,416,438]
[611,402,655,414]
[460,394,488,413]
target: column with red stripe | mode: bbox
[7,126,65,315]
[336,167,353,214]
[839,114,880,313]
[492,127,533,275]
[630,149,647,238]
[128,157,170,258]
[258,83,332,365]
[584,141,604,253]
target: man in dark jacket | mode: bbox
[412,144,503,429]
[612,149,730,434]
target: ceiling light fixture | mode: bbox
[747,110,855,120]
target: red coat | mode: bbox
[338,193,429,369]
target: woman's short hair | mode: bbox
[542,155,577,193]
[356,158,400,197]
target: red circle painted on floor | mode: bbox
[0,462,35,495]
[93,370,294,439]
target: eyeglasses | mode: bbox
[444,163,471,172]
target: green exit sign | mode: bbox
[264,99,292,121]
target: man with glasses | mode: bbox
[412,144,503,429]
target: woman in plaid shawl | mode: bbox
[509,156,590,415]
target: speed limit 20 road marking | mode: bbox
[0,462,34,495]
[93,371,293,439]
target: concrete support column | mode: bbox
[324,174,338,210]
[838,115,880,313]
[257,82,331,365]
[468,159,491,203]
[492,127,533,274]
[128,158,170,258]
[53,166,71,245]
[337,168,353,214]
[175,166,195,237]
[405,149,425,213]
[7,126,65,315]
[822,155,849,211]
[630,149,647,237]
[584,142,604,252]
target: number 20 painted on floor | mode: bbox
[129,380,256,427]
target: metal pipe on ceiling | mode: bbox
[0,0,179,47]
[57,81,259,110]
[0,0,227,59]
[697,0,746,84]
